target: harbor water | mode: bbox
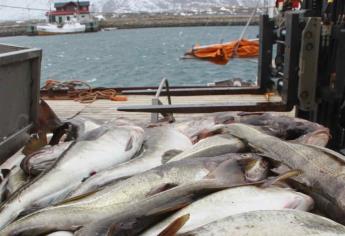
[0,26,258,87]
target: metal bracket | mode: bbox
[298,17,321,111]
[151,78,175,123]
[281,12,302,107]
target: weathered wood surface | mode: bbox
[47,94,293,123]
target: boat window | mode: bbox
[67,16,70,21]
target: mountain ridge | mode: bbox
[0,0,265,21]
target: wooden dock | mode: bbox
[47,94,294,123]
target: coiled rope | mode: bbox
[42,80,127,103]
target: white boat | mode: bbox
[37,21,86,35]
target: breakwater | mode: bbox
[0,15,258,37]
[99,15,258,29]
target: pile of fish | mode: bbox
[1,102,345,235]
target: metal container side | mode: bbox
[0,44,42,164]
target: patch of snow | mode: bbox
[0,0,267,21]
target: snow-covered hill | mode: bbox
[0,0,266,21]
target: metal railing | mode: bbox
[151,77,174,123]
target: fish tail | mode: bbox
[158,214,190,236]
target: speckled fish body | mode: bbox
[0,124,145,230]
[142,186,314,235]
[0,155,249,235]
[179,210,345,236]
[70,127,192,197]
[168,133,245,163]
[226,123,345,223]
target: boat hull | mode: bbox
[36,23,86,36]
[37,31,84,36]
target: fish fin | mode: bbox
[109,198,192,236]
[205,159,245,184]
[161,150,183,164]
[158,214,190,236]
[109,214,174,236]
[107,220,136,236]
[261,169,302,188]
[55,190,99,206]
[146,183,179,197]
[191,125,225,143]
[125,136,134,151]
[271,164,312,187]
[147,194,194,216]
[18,204,43,218]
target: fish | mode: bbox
[75,180,232,236]
[0,154,261,235]
[241,156,269,182]
[237,113,329,141]
[69,127,192,197]
[197,112,330,145]
[0,169,11,202]
[167,133,246,163]
[292,128,330,146]
[0,124,145,229]
[172,116,217,142]
[5,166,28,200]
[175,210,345,236]
[68,117,102,135]
[142,186,314,235]
[0,149,25,170]
[20,142,73,176]
[48,117,102,145]
[226,123,345,223]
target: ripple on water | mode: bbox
[0,26,258,87]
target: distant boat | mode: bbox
[102,27,118,32]
[34,1,96,36]
[37,21,86,35]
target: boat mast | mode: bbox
[76,0,80,20]
[48,0,52,23]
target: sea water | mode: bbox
[0,26,258,87]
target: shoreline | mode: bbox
[0,15,258,37]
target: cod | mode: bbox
[70,126,192,197]
[176,210,345,236]
[0,124,145,229]
[0,154,267,235]
[226,123,345,222]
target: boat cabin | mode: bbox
[47,1,91,24]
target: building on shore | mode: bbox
[27,1,99,35]
[47,1,91,24]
